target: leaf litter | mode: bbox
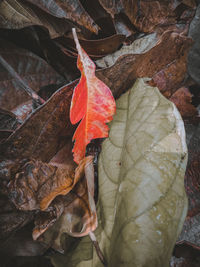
[0,1,200,267]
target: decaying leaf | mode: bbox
[51,78,188,267]
[33,156,97,247]
[8,156,89,211]
[70,29,116,163]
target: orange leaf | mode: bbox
[70,29,116,163]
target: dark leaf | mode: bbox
[0,39,64,110]
[0,80,77,162]
[99,0,195,33]
[25,0,99,34]
[0,195,34,241]
[55,34,126,58]
[150,51,189,97]
[96,30,192,98]
[188,4,200,84]
[0,0,77,38]
[176,122,200,256]
[0,108,20,131]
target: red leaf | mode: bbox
[70,29,116,163]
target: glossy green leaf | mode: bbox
[51,78,188,267]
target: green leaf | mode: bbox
[51,78,188,267]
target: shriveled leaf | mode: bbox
[0,40,64,110]
[96,30,192,98]
[70,30,116,163]
[34,156,97,249]
[8,156,87,211]
[51,78,188,267]
[0,80,77,162]
[0,0,75,38]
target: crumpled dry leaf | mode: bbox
[8,156,88,211]
[96,30,192,98]
[0,39,64,110]
[34,156,97,249]
[50,78,188,267]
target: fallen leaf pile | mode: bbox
[0,1,200,267]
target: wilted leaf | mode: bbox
[51,78,188,267]
[0,40,64,110]
[0,80,77,162]
[70,29,116,163]
[96,30,192,98]
[0,0,76,38]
